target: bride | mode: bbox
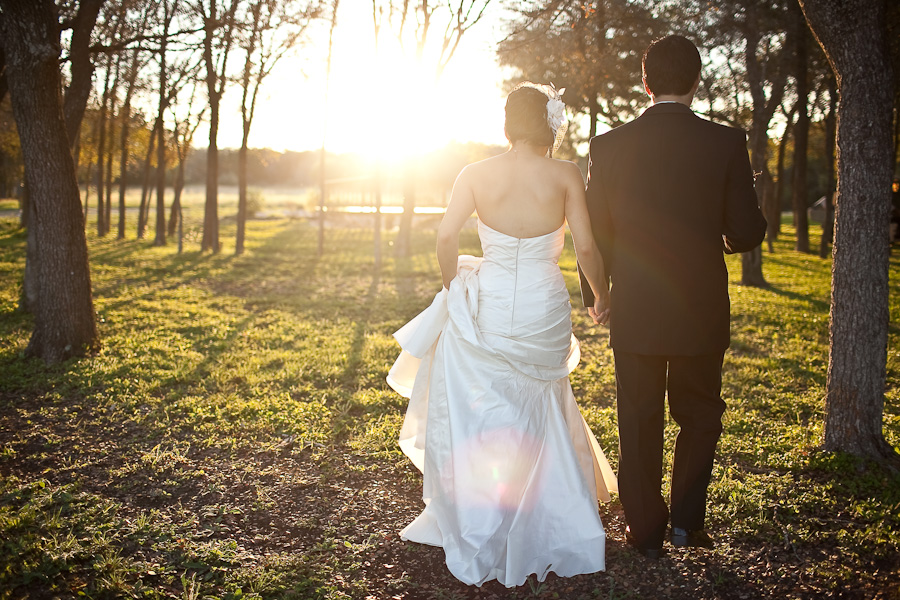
[387,83,617,588]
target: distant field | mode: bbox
[71,184,448,214]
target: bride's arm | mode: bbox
[563,163,610,324]
[437,167,477,289]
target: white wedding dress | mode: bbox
[387,220,617,588]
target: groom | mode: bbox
[579,35,767,558]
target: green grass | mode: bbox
[0,212,898,599]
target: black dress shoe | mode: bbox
[626,527,665,560]
[670,527,714,548]
[634,546,664,559]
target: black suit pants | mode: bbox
[613,350,726,548]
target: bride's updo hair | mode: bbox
[504,86,554,148]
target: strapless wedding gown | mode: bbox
[387,220,617,588]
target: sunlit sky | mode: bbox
[205,3,514,157]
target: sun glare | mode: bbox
[221,7,507,157]
[349,49,441,162]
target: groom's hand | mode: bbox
[589,298,610,326]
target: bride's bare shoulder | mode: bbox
[551,158,586,183]
[456,152,511,180]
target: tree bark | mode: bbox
[95,55,113,237]
[792,10,811,253]
[237,142,248,255]
[740,2,787,287]
[137,117,159,239]
[0,46,8,104]
[62,0,103,147]
[235,2,259,258]
[760,165,775,253]
[820,75,837,258]
[395,161,416,258]
[168,149,186,238]
[154,2,172,248]
[118,49,140,240]
[373,162,382,270]
[203,100,220,252]
[800,0,898,463]
[20,190,38,312]
[773,105,797,247]
[1,0,99,362]
[104,60,118,237]
[199,0,237,254]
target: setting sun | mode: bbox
[217,4,509,156]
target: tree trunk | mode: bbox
[154,18,168,247]
[117,108,131,240]
[820,75,837,258]
[800,0,898,463]
[236,141,248,255]
[95,57,113,237]
[373,161,382,270]
[318,146,326,255]
[740,2,786,287]
[20,189,38,312]
[74,131,87,219]
[0,46,7,104]
[168,152,185,238]
[1,0,99,362]
[104,86,116,237]
[773,107,796,246]
[760,165,776,253]
[137,118,159,239]
[72,128,82,207]
[62,0,103,147]
[200,0,231,254]
[395,160,416,258]
[82,153,93,224]
[739,246,766,287]
[792,90,811,253]
[743,124,769,286]
[19,0,100,317]
[792,18,811,253]
[202,103,220,252]
[117,42,142,239]
[893,104,899,177]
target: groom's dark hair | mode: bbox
[642,35,701,96]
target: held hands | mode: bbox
[588,292,610,326]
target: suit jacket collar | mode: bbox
[640,102,695,117]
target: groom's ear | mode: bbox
[690,74,700,96]
[643,76,653,99]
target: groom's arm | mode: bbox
[722,129,767,254]
[579,137,613,307]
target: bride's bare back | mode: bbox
[436,144,608,326]
[464,148,581,238]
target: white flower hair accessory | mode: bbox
[512,81,568,155]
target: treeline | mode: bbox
[177,142,500,192]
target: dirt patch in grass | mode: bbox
[2,392,899,600]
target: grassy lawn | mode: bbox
[0,213,898,599]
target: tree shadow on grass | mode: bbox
[339,271,381,387]
[762,283,830,314]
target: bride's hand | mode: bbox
[590,294,610,326]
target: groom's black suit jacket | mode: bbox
[579,102,767,356]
